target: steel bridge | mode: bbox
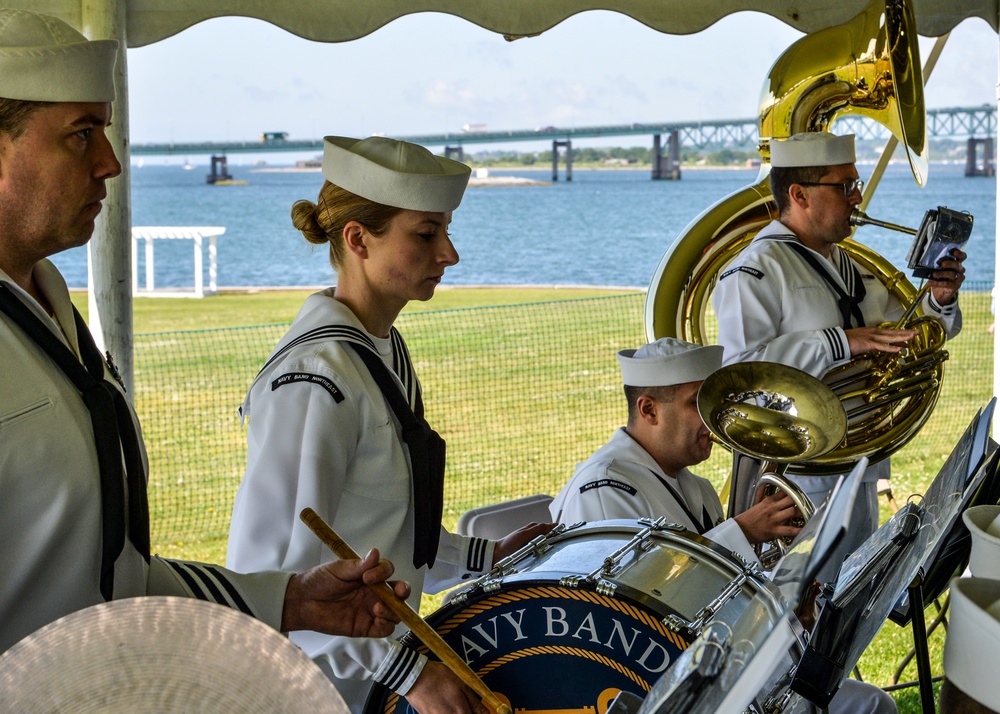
[131,106,996,156]
[131,105,997,180]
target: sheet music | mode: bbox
[905,206,974,279]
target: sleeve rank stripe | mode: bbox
[164,561,254,617]
[205,565,256,617]
[822,327,845,361]
[467,537,488,572]
[377,646,420,690]
[164,559,210,601]
[181,563,235,610]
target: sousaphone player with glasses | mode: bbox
[711,131,967,564]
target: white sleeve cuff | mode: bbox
[372,640,428,695]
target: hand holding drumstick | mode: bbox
[300,508,512,714]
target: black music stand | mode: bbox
[789,403,998,713]
[891,399,999,627]
[884,400,1000,713]
[610,459,865,714]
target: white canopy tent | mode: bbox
[6,0,999,392]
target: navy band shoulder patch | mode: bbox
[580,478,637,496]
[720,265,764,281]
[272,372,345,403]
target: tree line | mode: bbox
[466,138,983,168]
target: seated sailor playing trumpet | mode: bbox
[712,132,966,559]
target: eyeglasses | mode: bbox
[798,179,865,197]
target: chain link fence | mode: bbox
[134,287,995,551]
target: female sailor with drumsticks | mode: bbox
[226,136,551,714]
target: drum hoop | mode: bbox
[511,520,773,593]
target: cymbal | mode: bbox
[0,596,349,713]
[699,361,848,463]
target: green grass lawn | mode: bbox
[73,285,636,332]
[69,285,992,712]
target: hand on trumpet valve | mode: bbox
[845,325,919,356]
[734,491,804,546]
[928,247,967,306]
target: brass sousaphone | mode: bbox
[645,0,944,490]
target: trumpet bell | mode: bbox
[698,362,848,464]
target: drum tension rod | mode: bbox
[665,572,751,640]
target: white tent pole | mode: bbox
[994,7,1000,408]
[82,0,134,397]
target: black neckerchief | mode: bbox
[647,468,715,534]
[346,342,445,569]
[781,239,867,329]
[0,285,150,600]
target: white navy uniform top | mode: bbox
[0,261,291,654]
[227,289,494,711]
[549,428,756,564]
[713,219,962,378]
[712,219,962,486]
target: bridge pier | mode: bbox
[552,139,572,181]
[444,145,465,163]
[206,155,233,184]
[965,137,995,177]
[652,131,681,180]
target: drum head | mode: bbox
[366,579,692,712]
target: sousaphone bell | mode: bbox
[698,362,848,568]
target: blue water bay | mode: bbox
[51,162,997,290]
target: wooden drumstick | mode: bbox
[299,508,511,714]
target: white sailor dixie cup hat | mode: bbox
[322,136,471,213]
[941,577,1000,712]
[770,132,856,168]
[618,337,724,387]
[0,9,118,102]
[963,505,1000,580]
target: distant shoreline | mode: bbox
[248,159,934,174]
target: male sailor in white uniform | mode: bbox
[0,8,406,656]
[711,132,966,555]
[549,337,897,714]
[550,338,801,563]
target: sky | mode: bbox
[125,10,998,157]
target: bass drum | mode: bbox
[364,519,787,712]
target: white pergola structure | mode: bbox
[7,0,1000,393]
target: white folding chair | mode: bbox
[457,494,553,540]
